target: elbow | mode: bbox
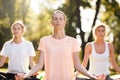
[114,66,120,72]
[75,65,80,72]
[82,61,87,68]
[0,56,6,67]
[36,61,44,70]
[39,63,44,70]
[81,63,85,68]
[0,63,4,67]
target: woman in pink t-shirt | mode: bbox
[16,10,97,80]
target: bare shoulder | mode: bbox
[107,42,114,49]
[107,42,114,54]
[85,42,92,48]
[85,42,93,52]
[84,42,93,55]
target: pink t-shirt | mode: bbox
[38,35,80,80]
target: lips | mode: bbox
[56,24,61,26]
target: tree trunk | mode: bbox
[88,0,101,42]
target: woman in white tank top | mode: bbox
[82,23,120,80]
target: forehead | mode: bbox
[14,23,21,26]
[52,12,64,18]
[96,26,105,30]
[13,23,22,28]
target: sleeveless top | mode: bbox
[88,42,110,75]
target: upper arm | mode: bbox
[108,43,116,65]
[37,50,44,68]
[73,51,82,70]
[82,43,92,68]
[108,42,115,63]
[29,56,35,68]
[108,42,120,72]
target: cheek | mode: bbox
[62,21,66,25]
[95,31,97,35]
[51,21,55,25]
[17,29,24,35]
[95,32,100,37]
[21,30,24,34]
[12,30,16,34]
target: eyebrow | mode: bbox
[52,17,64,19]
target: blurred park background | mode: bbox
[0,0,120,77]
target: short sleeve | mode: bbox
[28,41,36,56]
[0,41,9,57]
[72,39,81,53]
[37,37,45,52]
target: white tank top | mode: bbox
[88,42,110,75]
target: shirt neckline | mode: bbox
[50,35,67,41]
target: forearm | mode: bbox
[113,65,120,73]
[0,56,6,67]
[24,63,43,78]
[73,52,95,79]
[29,56,35,68]
[76,65,95,79]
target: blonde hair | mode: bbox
[51,10,67,21]
[92,23,107,39]
[10,20,26,43]
[11,20,26,32]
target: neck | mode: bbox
[52,30,66,39]
[13,37,22,44]
[95,39,104,44]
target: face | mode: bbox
[11,23,24,37]
[51,12,66,29]
[95,26,106,39]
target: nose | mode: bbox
[57,19,60,21]
[56,19,60,23]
